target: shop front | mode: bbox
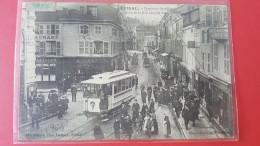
[195,69,213,120]
[211,77,233,137]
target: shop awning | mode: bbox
[161,53,168,56]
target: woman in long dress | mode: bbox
[163,115,171,138]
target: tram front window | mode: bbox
[84,84,104,98]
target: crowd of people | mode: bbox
[28,91,69,129]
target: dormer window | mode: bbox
[87,6,97,17]
[80,6,84,13]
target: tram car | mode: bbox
[81,70,137,120]
[143,57,150,68]
[131,54,138,65]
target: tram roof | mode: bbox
[81,70,136,84]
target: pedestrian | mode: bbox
[151,113,158,134]
[146,114,153,139]
[136,112,144,132]
[57,99,63,119]
[163,115,171,138]
[194,97,200,120]
[164,88,171,105]
[71,85,77,102]
[114,118,121,139]
[38,92,45,103]
[30,103,40,129]
[175,99,183,118]
[141,103,148,121]
[147,85,152,102]
[170,88,176,105]
[141,90,147,104]
[132,99,140,125]
[93,124,104,140]
[153,84,159,102]
[149,99,155,113]
[124,115,133,139]
[158,80,163,87]
[121,102,128,116]
[120,113,126,133]
[177,81,183,99]
[182,106,190,130]
[61,96,69,114]
[157,88,163,107]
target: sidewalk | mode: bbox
[172,106,226,139]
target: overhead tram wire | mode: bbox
[158,12,208,74]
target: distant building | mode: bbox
[34,4,124,87]
[136,25,157,51]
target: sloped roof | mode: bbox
[35,4,122,26]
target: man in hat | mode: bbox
[153,84,159,102]
[31,103,40,129]
[146,114,153,139]
[124,115,133,139]
[141,89,147,104]
[147,85,152,102]
[114,118,121,139]
[132,99,140,125]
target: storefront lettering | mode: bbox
[35,35,58,40]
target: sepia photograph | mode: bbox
[17,2,235,141]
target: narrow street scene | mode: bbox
[18,2,234,141]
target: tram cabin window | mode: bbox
[122,79,126,91]
[132,77,135,86]
[118,80,122,93]
[105,83,112,95]
[114,82,118,94]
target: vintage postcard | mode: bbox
[15,0,237,142]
